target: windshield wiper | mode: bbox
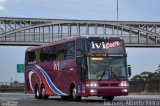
[98,70,105,81]
[110,67,121,81]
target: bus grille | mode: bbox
[100,83,119,87]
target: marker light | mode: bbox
[86,82,99,87]
[86,84,90,87]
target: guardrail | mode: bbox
[0,87,24,92]
[129,80,160,93]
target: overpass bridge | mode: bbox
[0,17,160,47]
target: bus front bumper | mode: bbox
[84,87,129,96]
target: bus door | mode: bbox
[76,57,87,95]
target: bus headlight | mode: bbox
[86,82,99,87]
[119,81,129,87]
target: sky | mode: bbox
[0,0,160,82]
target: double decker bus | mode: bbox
[24,36,131,101]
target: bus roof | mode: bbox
[26,36,123,52]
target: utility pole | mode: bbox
[11,77,12,83]
[117,0,119,21]
[116,0,119,37]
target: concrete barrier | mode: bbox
[129,80,160,93]
[0,87,24,92]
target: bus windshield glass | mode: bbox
[87,57,127,80]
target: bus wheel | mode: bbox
[41,85,49,99]
[103,96,114,102]
[35,85,42,99]
[70,86,81,101]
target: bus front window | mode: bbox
[87,57,128,80]
[109,57,127,80]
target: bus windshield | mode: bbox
[87,57,128,80]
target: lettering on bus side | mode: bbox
[53,61,67,71]
[91,41,120,49]
[54,61,60,71]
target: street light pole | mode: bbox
[116,0,119,37]
[117,0,119,21]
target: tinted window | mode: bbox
[76,39,85,56]
[40,46,56,63]
[39,41,75,63]
[56,43,66,60]
[48,46,56,61]
[42,47,49,62]
[26,51,36,64]
[66,42,75,59]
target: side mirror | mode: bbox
[128,65,131,77]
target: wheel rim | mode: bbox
[42,87,45,98]
[36,88,39,97]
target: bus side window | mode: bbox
[48,46,56,61]
[66,42,75,59]
[56,44,66,61]
[40,46,57,63]
[40,47,50,63]
[26,51,36,64]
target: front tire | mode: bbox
[70,86,81,101]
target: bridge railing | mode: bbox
[0,18,160,47]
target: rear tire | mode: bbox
[70,86,81,101]
[35,85,42,99]
[41,85,49,99]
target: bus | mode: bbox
[24,36,131,101]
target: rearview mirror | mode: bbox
[128,65,131,77]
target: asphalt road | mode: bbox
[0,93,160,106]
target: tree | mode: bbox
[130,75,144,81]
[131,65,160,81]
[153,72,160,80]
[140,71,154,81]
[131,71,160,81]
